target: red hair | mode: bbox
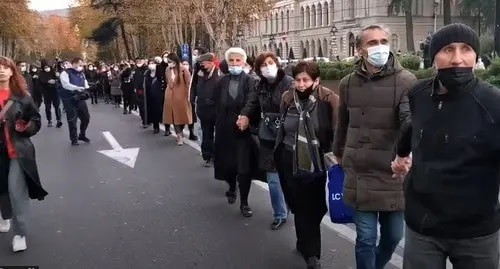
[0,56,28,97]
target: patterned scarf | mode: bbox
[292,89,325,175]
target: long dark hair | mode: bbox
[0,56,28,97]
[167,53,181,85]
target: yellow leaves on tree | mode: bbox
[42,15,82,57]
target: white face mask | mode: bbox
[113,67,119,71]
[261,64,278,79]
[148,64,156,70]
[76,66,84,72]
[168,63,176,68]
[163,57,169,63]
[20,66,27,72]
[88,67,94,71]
[366,44,390,67]
[44,68,50,72]
[32,68,37,73]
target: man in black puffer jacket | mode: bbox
[393,23,500,269]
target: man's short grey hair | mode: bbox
[355,24,391,48]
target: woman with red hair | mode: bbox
[0,56,48,253]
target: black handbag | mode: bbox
[257,99,282,142]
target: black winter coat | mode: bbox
[144,71,164,124]
[0,94,48,200]
[213,73,264,181]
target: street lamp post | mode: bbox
[330,25,338,60]
[433,0,440,33]
[269,35,275,53]
[237,28,244,47]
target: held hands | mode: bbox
[15,120,30,132]
[391,155,412,179]
[236,115,250,131]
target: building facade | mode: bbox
[244,0,471,60]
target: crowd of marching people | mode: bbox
[0,23,499,269]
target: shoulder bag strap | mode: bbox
[0,100,14,122]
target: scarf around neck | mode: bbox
[292,87,325,175]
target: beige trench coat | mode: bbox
[162,65,193,125]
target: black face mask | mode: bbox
[296,84,315,100]
[437,67,475,91]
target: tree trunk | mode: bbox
[130,33,138,58]
[113,4,132,59]
[115,38,121,62]
[190,21,197,49]
[161,24,169,49]
[172,11,182,45]
[11,39,16,59]
[443,0,452,25]
[405,4,415,52]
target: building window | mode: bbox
[281,11,284,32]
[318,3,323,26]
[312,5,316,27]
[349,0,355,18]
[391,34,399,51]
[306,6,310,28]
[324,2,329,25]
[287,10,290,31]
[300,7,305,29]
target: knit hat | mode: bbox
[197,53,214,62]
[429,23,479,63]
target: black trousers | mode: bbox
[200,119,216,161]
[227,174,251,206]
[62,99,90,142]
[113,95,121,106]
[174,125,185,134]
[137,94,145,124]
[122,90,134,111]
[277,145,327,261]
[42,90,61,122]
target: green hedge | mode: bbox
[318,56,500,88]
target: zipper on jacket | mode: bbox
[437,101,443,110]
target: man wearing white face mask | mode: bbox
[213,47,262,218]
[59,57,91,146]
[332,24,416,269]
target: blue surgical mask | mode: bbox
[228,66,243,75]
[366,44,390,67]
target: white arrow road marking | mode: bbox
[97,131,140,168]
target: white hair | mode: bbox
[225,47,247,63]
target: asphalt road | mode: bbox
[0,103,402,269]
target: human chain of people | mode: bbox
[0,23,498,269]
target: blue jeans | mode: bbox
[354,211,404,269]
[266,172,287,220]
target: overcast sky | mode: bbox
[29,0,76,11]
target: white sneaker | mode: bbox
[12,235,27,252]
[0,219,10,233]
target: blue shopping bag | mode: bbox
[327,164,354,224]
